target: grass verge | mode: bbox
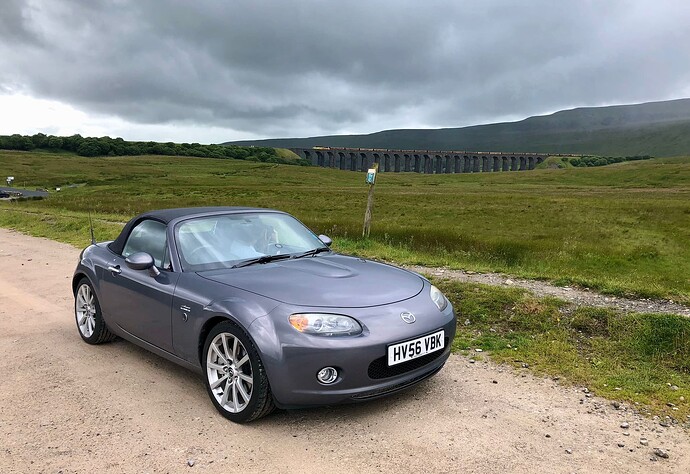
[436,278,690,422]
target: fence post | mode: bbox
[362,163,379,237]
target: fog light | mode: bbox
[317,367,338,384]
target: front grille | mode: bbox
[367,337,449,379]
[352,365,443,400]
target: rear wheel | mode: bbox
[202,321,275,423]
[74,278,116,344]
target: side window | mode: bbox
[122,220,167,268]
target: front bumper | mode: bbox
[249,291,456,409]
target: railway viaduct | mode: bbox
[289,147,547,173]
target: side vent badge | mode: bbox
[180,305,191,322]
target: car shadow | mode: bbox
[105,335,444,427]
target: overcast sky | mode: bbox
[1,0,689,143]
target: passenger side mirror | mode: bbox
[125,252,160,277]
[318,234,333,247]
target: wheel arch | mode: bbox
[72,272,90,295]
[197,313,278,370]
[198,314,239,366]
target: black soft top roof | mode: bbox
[108,206,270,255]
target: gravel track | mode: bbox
[404,265,690,317]
[1,228,689,473]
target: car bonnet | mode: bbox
[196,254,425,308]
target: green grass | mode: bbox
[535,156,574,169]
[2,149,690,416]
[1,150,690,303]
[436,278,690,420]
[274,148,304,163]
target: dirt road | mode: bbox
[404,265,690,317]
[1,228,689,473]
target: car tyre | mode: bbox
[74,278,116,344]
[203,320,275,423]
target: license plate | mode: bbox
[387,330,444,366]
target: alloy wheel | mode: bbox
[206,333,254,413]
[75,283,96,338]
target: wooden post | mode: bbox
[362,162,378,238]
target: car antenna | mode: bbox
[88,211,96,245]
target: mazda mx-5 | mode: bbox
[73,207,456,422]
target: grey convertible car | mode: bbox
[73,207,456,422]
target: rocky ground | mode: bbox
[1,228,689,473]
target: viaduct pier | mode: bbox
[289,147,547,174]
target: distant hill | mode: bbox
[226,98,690,157]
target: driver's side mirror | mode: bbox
[125,252,160,277]
[318,234,333,247]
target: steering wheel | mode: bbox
[188,245,215,263]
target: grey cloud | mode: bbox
[0,0,42,44]
[1,0,690,139]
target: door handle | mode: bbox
[107,265,121,275]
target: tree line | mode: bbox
[0,133,310,166]
[568,155,653,167]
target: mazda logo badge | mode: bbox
[400,312,416,324]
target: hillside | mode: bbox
[228,98,690,156]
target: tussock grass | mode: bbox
[438,279,690,419]
[1,150,690,302]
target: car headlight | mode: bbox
[289,313,362,336]
[430,285,448,311]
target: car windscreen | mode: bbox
[175,212,327,272]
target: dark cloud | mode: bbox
[1,0,689,139]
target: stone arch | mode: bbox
[473,156,480,172]
[435,155,443,174]
[394,154,401,172]
[302,150,312,165]
[480,156,487,172]
[424,155,433,174]
[510,156,518,171]
[383,153,391,172]
[464,155,471,173]
[349,152,357,171]
[338,152,346,170]
[316,151,325,167]
[492,156,500,172]
[414,154,422,172]
[359,153,368,171]
[404,154,411,172]
[519,156,527,171]
[502,156,509,171]
[454,155,462,173]
[444,155,452,173]
[528,156,535,170]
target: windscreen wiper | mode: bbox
[231,254,293,269]
[291,247,331,259]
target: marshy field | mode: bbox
[1,149,689,302]
[2,150,690,417]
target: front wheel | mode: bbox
[74,278,116,344]
[202,321,275,423]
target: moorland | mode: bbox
[1,150,689,303]
[2,149,690,416]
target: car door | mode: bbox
[99,219,179,353]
